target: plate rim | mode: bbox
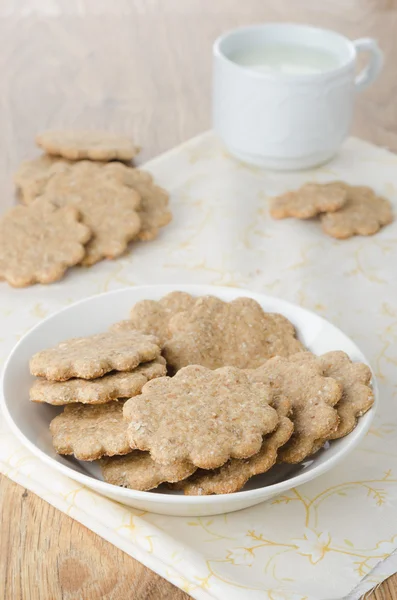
[0,284,378,506]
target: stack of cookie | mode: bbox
[0,130,172,287]
[270,181,393,238]
[30,293,375,495]
[29,329,166,460]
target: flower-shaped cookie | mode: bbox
[30,356,166,405]
[103,163,172,241]
[163,296,305,370]
[0,198,91,287]
[290,351,374,439]
[112,291,196,346]
[270,182,347,219]
[246,356,342,463]
[101,452,196,491]
[36,129,139,161]
[50,401,130,460]
[321,183,393,238]
[30,330,160,381]
[37,161,141,265]
[124,365,279,469]
[173,396,293,495]
[14,155,71,204]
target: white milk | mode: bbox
[229,43,340,75]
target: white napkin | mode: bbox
[1,131,396,600]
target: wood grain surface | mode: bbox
[0,1,396,598]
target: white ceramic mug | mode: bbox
[213,23,383,170]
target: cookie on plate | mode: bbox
[246,356,341,463]
[111,291,196,345]
[173,396,293,495]
[50,401,130,460]
[163,296,305,370]
[101,452,196,491]
[30,356,166,405]
[124,365,279,469]
[30,330,160,381]
[290,351,374,439]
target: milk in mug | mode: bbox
[229,43,340,76]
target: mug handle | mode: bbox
[353,38,383,92]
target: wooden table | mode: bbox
[0,1,396,598]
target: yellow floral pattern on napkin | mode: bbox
[1,132,397,600]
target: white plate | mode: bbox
[1,284,377,517]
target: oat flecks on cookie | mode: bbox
[101,452,196,491]
[36,161,141,266]
[30,356,166,405]
[173,396,293,495]
[270,182,347,220]
[30,330,161,382]
[0,198,91,288]
[246,356,341,463]
[290,351,374,439]
[50,401,131,460]
[320,183,393,239]
[163,296,305,371]
[103,163,172,241]
[36,129,139,162]
[14,155,71,205]
[111,291,196,345]
[123,365,279,469]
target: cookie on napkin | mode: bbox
[36,161,141,265]
[103,163,172,241]
[36,129,139,162]
[0,198,91,287]
[14,155,71,204]
[321,183,393,238]
[270,182,347,219]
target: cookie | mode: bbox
[0,198,91,287]
[30,330,160,381]
[321,183,393,238]
[101,452,196,491]
[163,296,305,371]
[173,396,293,495]
[123,365,279,469]
[30,356,166,405]
[50,401,130,460]
[36,129,139,162]
[37,161,141,265]
[290,351,374,439]
[103,164,172,241]
[111,291,196,345]
[270,182,347,220]
[246,356,341,463]
[14,155,71,204]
